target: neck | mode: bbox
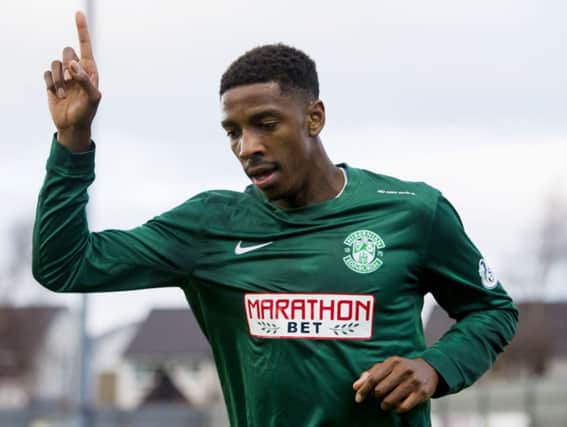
[273,141,345,209]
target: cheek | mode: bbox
[272,125,310,171]
[230,141,240,159]
[282,145,310,179]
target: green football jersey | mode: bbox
[33,138,518,427]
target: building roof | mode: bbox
[0,305,64,378]
[141,368,190,406]
[425,301,567,373]
[123,308,211,360]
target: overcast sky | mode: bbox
[1,0,566,334]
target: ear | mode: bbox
[306,100,325,137]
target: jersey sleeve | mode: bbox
[32,136,207,293]
[418,193,518,397]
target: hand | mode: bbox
[43,11,101,151]
[352,356,439,414]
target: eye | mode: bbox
[260,121,278,131]
[226,128,241,140]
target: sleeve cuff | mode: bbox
[420,347,463,397]
[47,133,96,175]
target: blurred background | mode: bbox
[0,0,566,426]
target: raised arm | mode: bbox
[34,12,205,293]
[32,143,205,293]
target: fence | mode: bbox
[431,377,567,427]
[2,378,566,427]
[0,404,208,427]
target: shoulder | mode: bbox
[155,189,258,224]
[182,188,265,214]
[350,166,441,217]
[187,189,252,206]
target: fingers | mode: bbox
[395,391,425,414]
[353,361,394,403]
[354,357,438,413]
[50,60,66,98]
[43,11,99,101]
[373,367,407,403]
[372,357,415,403]
[352,371,369,391]
[75,11,94,60]
[44,70,55,95]
[62,47,80,82]
[379,379,415,412]
[354,375,375,403]
[67,60,101,102]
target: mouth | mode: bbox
[246,165,278,189]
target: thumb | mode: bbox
[68,60,100,100]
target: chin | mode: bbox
[257,184,286,202]
[260,187,281,201]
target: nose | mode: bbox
[237,129,265,160]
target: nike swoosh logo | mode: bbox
[234,241,273,255]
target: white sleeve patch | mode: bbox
[479,258,498,289]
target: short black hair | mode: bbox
[219,44,319,100]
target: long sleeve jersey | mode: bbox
[33,137,518,427]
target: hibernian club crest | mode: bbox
[343,230,385,274]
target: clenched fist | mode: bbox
[353,356,439,413]
[43,11,101,152]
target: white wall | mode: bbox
[0,380,27,408]
[32,310,79,402]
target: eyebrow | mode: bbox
[221,109,283,129]
[220,119,235,129]
[249,109,283,121]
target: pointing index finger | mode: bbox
[75,11,94,60]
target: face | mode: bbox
[221,82,324,205]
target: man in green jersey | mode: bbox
[35,11,518,427]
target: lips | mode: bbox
[246,164,278,188]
